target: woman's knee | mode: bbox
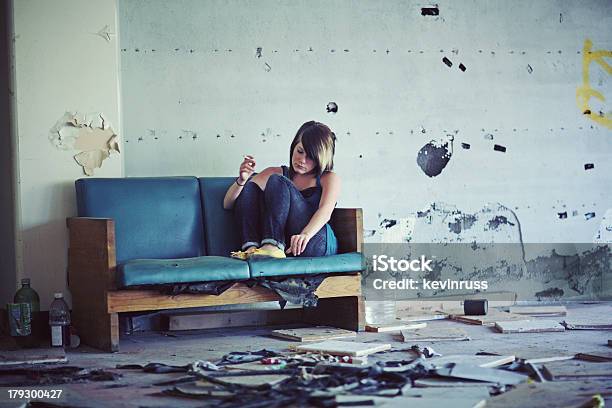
[264,173,291,194]
[300,233,327,257]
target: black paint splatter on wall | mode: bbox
[380,219,397,229]
[461,143,471,149]
[326,102,338,113]
[421,7,439,16]
[494,144,507,152]
[584,163,594,170]
[558,212,568,219]
[458,63,466,72]
[416,137,454,177]
[442,57,453,67]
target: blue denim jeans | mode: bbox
[234,173,328,256]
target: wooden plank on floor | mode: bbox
[365,322,426,332]
[401,327,469,342]
[562,319,612,330]
[575,350,612,362]
[166,308,302,331]
[0,348,67,366]
[494,319,565,333]
[484,381,610,408]
[107,274,360,313]
[289,340,391,356]
[270,326,356,342]
[451,310,528,326]
[542,360,612,380]
[428,354,515,368]
[413,378,499,388]
[508,305,567,316]
[395,313,448,322]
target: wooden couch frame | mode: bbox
[67,208,365,352]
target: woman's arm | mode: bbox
[288,172,341,255]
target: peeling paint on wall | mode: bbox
[595,209,612,242]
[49,112,120,176]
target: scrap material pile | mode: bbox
[112,340,608,408]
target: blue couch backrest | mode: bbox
[199,177,241,257]
[75,177,206,263]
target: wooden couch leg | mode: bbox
[303,295,365,331]
[73,305,119,352]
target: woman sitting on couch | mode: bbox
[223,121,340,259]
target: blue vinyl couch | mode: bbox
[67,177,365,351]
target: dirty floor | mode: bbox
[1,302,611,407]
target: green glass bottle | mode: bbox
[13,278,40,348]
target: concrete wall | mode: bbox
[7,0,123,308]
[0,0,17,307]
[118,0,611,300]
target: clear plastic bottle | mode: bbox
[13,278,40,348]
[365,300,396,325]
[49,293,71,348]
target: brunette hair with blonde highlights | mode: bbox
[289,121,336,177]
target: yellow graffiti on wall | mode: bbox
[576,39,612,129]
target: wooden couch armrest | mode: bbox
[329,208,363,253]
[67,217,117,290]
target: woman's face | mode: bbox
[291,142,316,175]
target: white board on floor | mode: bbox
[429,354,515,368]
[508,306,567,316]
[271,326,356,342]
[401,327,469,342]
[494,320,564,333]
[365,322,426,332]
[289,340,391,356]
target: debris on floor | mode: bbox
[0,366,121,387]
[508,305,568,316]
[542,360,612,380]
[494,319,565,333]
[365,322,427,332]
[561,320,612,330]
[483,381,610,408]
[450,309,527,326]
[270,326,356,342]
[428,354,515,368]
[0,347,67,367]
[575,351,612,362]
[400,326,470,342]
[3,303,609,406]
[288,340,392,356]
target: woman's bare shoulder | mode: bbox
[320,171,340,184]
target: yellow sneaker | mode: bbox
[230,247,257,260]
[250,247,286,259]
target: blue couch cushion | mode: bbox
[248,252,364,278]
[76,177,205,264]
[199,177,241,256]
[117,256,250,287]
